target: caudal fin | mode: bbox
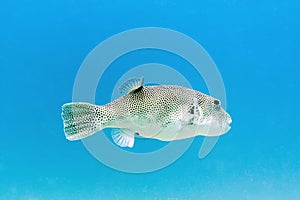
[61,102,102,140]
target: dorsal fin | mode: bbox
[119,77,144,95]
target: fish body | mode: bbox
[62,78,232,147]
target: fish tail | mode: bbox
[61,102,103,140]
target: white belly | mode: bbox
[136,123,201,141]
[136,122,227,141]
[109,117,227,142]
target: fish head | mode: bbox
[199,98,232,136]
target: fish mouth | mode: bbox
[224,119,232,133]
[221,116,232,134]
[225,125,231,133]
[217,124,231,136]
[227,115,232,126]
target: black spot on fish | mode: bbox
[133,86,143,94]
[189,106,195,114]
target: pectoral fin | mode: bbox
[182,98,203,125]
[111,129,135,148]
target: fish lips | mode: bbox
[202,117,232,136]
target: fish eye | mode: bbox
[213,99,220,105]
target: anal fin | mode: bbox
[111,129,135,148]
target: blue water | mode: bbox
[1,1,299,199]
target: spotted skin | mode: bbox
[62,85,232,143]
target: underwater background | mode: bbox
[1,0,299,199]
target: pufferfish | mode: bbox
[61,78,232,147]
